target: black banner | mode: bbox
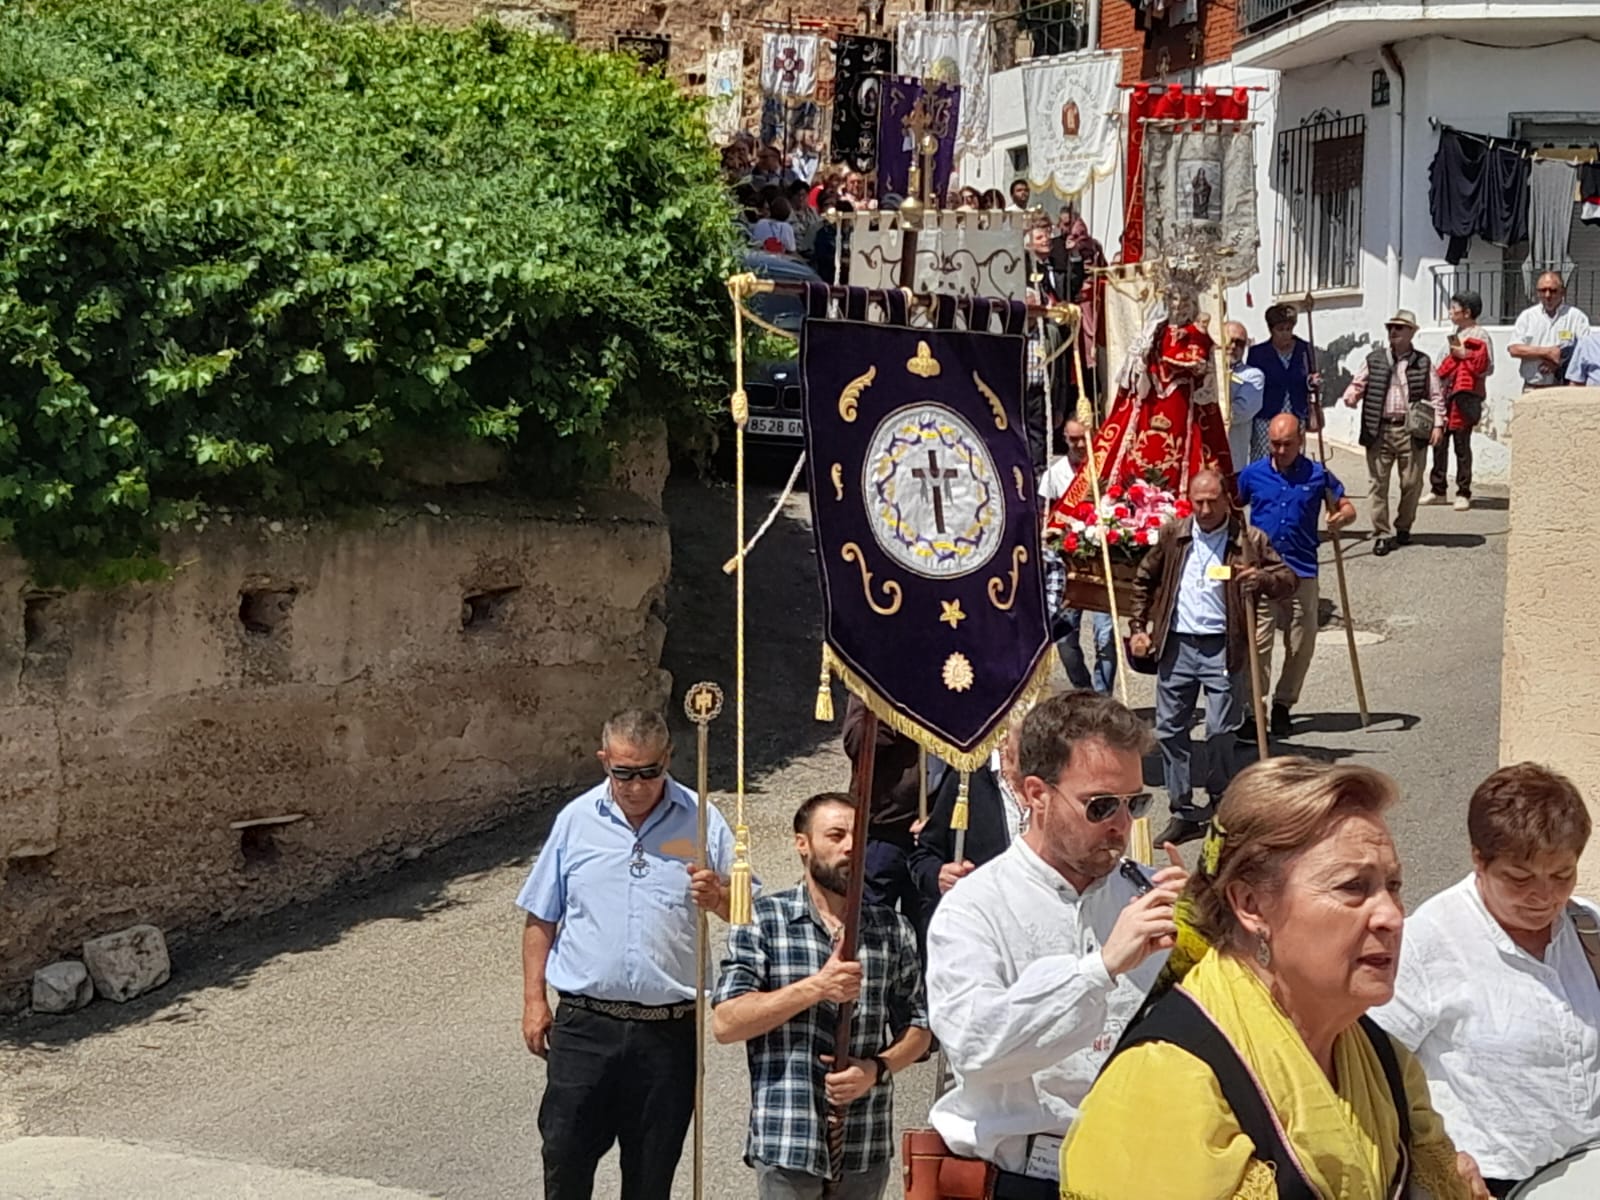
[802,287,1051,767]
[829,35,893,173]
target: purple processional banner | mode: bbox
[800,285,1050,768]
[875,76,961,203]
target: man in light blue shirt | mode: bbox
[1565,329,1600,387]
[518,708,735,1200]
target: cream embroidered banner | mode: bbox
[846,211,1028,300]
[1022,52,1122,199]
[896,12,993,162]
[1142,121,1260,285]
[705,47,743,143]
[760,32,820,99]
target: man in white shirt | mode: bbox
[1224,321,1265,467]
[1008,179,1032,213]
[925,691,1187,1197]
[1510,271,1590,391]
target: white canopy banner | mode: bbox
[1022,51,1123,199]
[896,12,993,162]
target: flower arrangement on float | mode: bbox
[1047,478,1192,566]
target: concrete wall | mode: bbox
[0,483,672,1002]
[1499,387,1600,897]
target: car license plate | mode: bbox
[747,416,802,437]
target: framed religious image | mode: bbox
[1177,155,1222,225]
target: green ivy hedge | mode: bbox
[0,0,736,582]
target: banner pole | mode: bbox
[683,682,725,1200]
[1074,327,1150,866]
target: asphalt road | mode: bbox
[0,448,1508,1197]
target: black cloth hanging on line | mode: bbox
[1428,127,1531,263]
[1581,161,1600,226]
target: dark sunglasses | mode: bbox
[1228,338,1247,349]
[1058,789,1156,823]
[608,762,666,782]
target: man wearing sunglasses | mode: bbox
[516,709,736,1200]
[923,692,1188,1197]
[1128,469,1295,846]
[1511,271,1589,392]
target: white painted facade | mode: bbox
[966,15,1600,483]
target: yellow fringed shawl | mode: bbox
[1061,951,1469,1199]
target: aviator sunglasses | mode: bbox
[1067,788,1156,823]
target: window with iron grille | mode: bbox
[1273,115,1365,296]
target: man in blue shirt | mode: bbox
[517,708,735,1200]
[1236,413,1357,738]
[1566,328,1600,387]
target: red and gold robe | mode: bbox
[1048,322,1233,529]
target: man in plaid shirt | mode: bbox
[713,792,931,1199]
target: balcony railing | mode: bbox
[1238,0,1334,33]
[1430,265,1600,325]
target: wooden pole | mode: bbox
[828,709,878,1187]
[1301,294,1370,727]
[1243,591,1272,763]
[1072,330,1150,865]
[682,682,725,1200]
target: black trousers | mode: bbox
[1429,392,1479,498]
[538,1003,696,1200]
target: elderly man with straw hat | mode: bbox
[516,708,734,1200]
[1340,309,1445,557]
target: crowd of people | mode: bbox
[518,702,1599,1200]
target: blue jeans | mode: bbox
[1054,608,1116,694]
[1155,632,1245,822]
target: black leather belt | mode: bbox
[558,992,695,1021]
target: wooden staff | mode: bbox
[683,682,725,1200]
[1243,581,1272,763]
[1072,327,1151,865]
[827,708,878,1190]
[1301,293,1370,727]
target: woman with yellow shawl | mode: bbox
[1061,758,1490,1200]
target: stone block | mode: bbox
[31,961,93,1013]
[82,925,170,1003]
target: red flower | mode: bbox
[1145,515,1163,529]
[1106,529,1121,545]
[1074,501,1096,521]
[1134,530,1149,546]
[1106,484,1124,500]
[1113,504,1130,520]
[1175,499,1194,518]
[1083,511,1098,526]
[1064,533,1080,553]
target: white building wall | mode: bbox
[1268,37,1600,482]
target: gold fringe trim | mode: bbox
[819,642,1056,774]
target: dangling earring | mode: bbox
[1255,930,1272,968]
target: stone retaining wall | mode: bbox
[0,489,671,1005]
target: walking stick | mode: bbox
[1301,294,1370,727]
[1243,582,1272,763]
[684,682,725,1200]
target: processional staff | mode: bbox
[683,681,725,1200]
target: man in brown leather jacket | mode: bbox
[1128,470,1295,845]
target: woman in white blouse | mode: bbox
[1375,762,1600,1196]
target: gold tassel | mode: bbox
[814,649,834,723]
[1130,816,1153,867]
[727,823,753,925]
[951,772,971,831]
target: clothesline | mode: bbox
[1429,119,1598,165]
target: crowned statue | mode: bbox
[1047,275,1233,523]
